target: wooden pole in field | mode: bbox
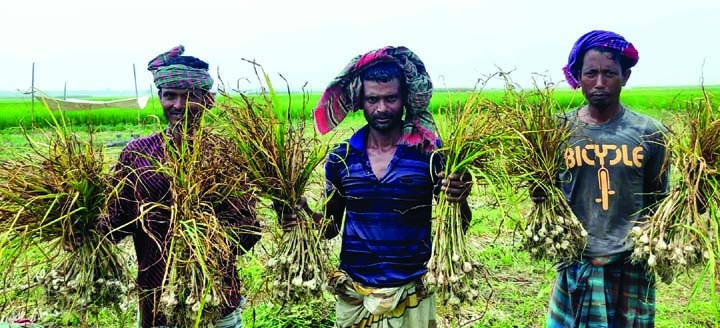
[133,63,139,100]
[31,62,35,126]
[63,81,67,100]
[150,84,155,111]
[133,63,140,124]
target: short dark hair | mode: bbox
[360,61,405,83]
[576,46,634,73]
[359,61,406,105]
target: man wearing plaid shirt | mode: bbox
[100,45,260,328]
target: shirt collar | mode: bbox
[348,125,369,152]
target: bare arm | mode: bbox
[322,192,346,239]
[644,130,670,214]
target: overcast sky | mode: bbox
[1,0,718,94]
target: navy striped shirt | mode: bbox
[326,126,443,287]
[100,132,260,327]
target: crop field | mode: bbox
[0,86,715,130]
[0,85,718,328]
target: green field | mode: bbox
[0,86,717,131]
[1,86,719,327]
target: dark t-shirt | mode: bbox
[558,107,669,256]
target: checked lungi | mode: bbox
[546,252,656,328]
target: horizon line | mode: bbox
[1,84,719,98]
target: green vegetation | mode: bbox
[0,85,718,327]
[0,86,717,131]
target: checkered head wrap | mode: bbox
[313,46,437,152]
[563,30,639,89]
[147,45,214,90]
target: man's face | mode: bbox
[579,49,631,111]
[159,88,214,132]
[362,78,404,132]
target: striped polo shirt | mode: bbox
[326,126,443,287]
[100,132,260,327]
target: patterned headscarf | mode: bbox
[147,45,214,90]
[313,46,437,152]
[563,30,639,89]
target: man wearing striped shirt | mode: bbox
[100,45,260,328]
[311,46,472,328]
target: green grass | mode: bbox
[1,85,719,327]
[1,86,717,131]
[0,99,164,131]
